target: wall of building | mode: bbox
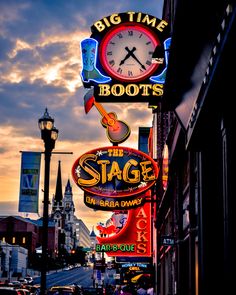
[156,1,235,295]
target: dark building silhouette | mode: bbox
[51,161,76,253]
[154,1,235,295]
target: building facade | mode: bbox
[154,1,235,295]
[0,216,38,256]
[0,216,58,262]
[74,218,91,248]
[0,241,28,279]
[51,161,76,253]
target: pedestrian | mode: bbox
[147,283,154,295]
[136,284,147,295]
[121,285,133,295]
[106,284,114,295]
[114,285,122,295]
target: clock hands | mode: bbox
[125,47,146,70]
[120,46,146,70]
[119,47,136,66]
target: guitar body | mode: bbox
[101,112,131,144]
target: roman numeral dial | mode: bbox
[100,24,159,82]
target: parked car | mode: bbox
[15,289,30,295]
[24,277,34,285]
[47,285,82,295]
[18,279,28,285]
[9,281,22,288]
[28,284,40,295]
[0,286,30,294]
[82,287,104,295]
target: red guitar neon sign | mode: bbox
[84,88,130,144]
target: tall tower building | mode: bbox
[90,226,97,251]
[51,161,76,253]
[63,179,76,252]
[51,161,65,235]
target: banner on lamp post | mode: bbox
[18,151,41,213]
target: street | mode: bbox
[33,266,94,289]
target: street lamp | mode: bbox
[38,108,58,295]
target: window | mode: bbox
[22,237,26,244]
[2,237,5,242]
[12,237,16,244]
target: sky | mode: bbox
[0,0,163,233]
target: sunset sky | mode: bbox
[0,0,163,232]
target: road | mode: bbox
[33,266,94,289]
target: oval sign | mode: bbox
[72,146,159,197]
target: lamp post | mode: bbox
[38,108,58,295]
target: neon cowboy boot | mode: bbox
[150,37,171,84]
[80,38,111,83]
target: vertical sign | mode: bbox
[95,202,152,257]
[19,151,41,213]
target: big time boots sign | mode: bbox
[80,11,170,103]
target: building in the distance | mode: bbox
[0,241,28,279]
[74,217,91,248]
[51,160,92,253]
[0,216,58,258]
[0,216,38,257]
[51,161,76,253]
[90,227,97,251]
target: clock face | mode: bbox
[99,24,159,82]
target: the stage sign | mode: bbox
[72,146,159,198]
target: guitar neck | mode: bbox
[93,100,110,121]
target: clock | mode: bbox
[99,23,159,82]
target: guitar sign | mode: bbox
[84,88,131,144]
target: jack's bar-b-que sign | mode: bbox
[96,202,152,257]
[72,146,159,197]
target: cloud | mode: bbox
[0,0,162,231]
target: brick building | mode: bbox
[0,215,58,259]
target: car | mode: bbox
[29,284,40,295]
[24,276,34,284]
[47,285,82,295]
[9,281,22,288]
[82,287,104,295]
[0,286,30,294]
[18,279,28,285]
[15,289,31,295]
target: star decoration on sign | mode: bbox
[138,182,147,188]
[96,150,104,156]
[75,166,81,178]
[96,187,104,193]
